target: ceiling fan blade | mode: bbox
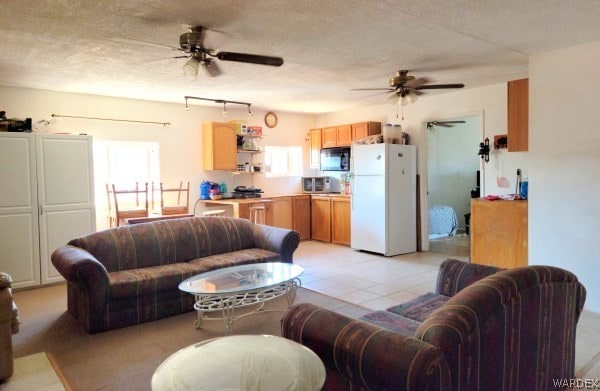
[404,77,429,89]
[351,88,395,91]
[216,52,283,66]
[201,59,222,77]
[416,83,465,90]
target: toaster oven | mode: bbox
[302,176,339,193]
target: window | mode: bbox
[263,146,302,177]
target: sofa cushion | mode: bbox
[360,311,421,336]
[109,262,202,299]
[187,248,282,270]
[69,217,257,272]
[386,292,449,322]
[108,248,282,299]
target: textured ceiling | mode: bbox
[2,0,600,113]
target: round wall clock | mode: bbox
[264,111,278,128]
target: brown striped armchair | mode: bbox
[282,259,586,391]
[52,216,300,333]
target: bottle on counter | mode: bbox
[200,181,211,200]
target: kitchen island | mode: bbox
[204,198,274,221]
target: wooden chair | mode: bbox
[248,205,266,224]
[108,182,149,227]
[156,181,190,215]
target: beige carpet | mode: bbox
[11,284,369,391]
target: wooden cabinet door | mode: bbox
[352,122,381,140]
[336,125,352,146]
[331,197,351,245]
[272,197,293,229]
[202,122,236,170]
[508,78,528,152]
[309,129,321,168]
[292,195,311,240]
[311,196,331,242]
[321,127,337,148]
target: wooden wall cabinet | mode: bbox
[292,195,311,240]
[202,122,237,170]
[331,197,351,245]
[321,125,352,148]
[309,128,322,168]
[470,198,528,268]
[507,78,529,152]
[351,121,382,140]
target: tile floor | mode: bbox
[293,240,600,379]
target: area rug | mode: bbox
[12,284,369,391]
[0,352,66,391]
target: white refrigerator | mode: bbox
[350,143,417,256]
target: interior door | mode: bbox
[37,134,96,284]
[0,133,40,288]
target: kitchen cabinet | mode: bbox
[470,198,528,268]
[311,196,332,242]
[271,196,293,229]
[308,128,321,168]
[351,121,381,140]
[321,125,352,148]
[292,195,311,240]
[331,197,351,245]
[310,195,351,245]
[507,78,528,152]
[202,122,237,170]
[0,133,95,289]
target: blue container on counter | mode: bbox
[200,181,211,200]
[520,180,528,199]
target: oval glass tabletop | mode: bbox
[178,262,304,295]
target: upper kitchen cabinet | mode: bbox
[322,125,352,148]
[351,122,381,140]
[202,122,237,170]
[507,78,528,152]
[309,128,321,168]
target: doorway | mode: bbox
[425,115,481,257]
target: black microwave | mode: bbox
[320,147,350,171]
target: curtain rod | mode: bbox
[51,114,171,126]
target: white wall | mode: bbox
[529,41,600,313]
[0,85,316,228]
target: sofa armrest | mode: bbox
[0,286,14,381]
[435,258,503,296]
[282,303,450,391]
[51,245,110,305]
[252,224,300,262]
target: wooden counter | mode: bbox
[470,198,528,268]
[204,198,274,222]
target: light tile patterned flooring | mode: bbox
[294,240,600,380]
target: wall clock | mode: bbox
[264,111,278,128]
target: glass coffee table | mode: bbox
[178,262,304,335]
[152,335,326,391]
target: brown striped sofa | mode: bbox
[282,259,586,391]
[52,216,300,333]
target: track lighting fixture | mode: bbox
[183,96,253,116]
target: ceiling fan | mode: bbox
[353,70,465,105]
[427,120,466,129]
[176,26,284,79]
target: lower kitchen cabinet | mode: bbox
[310,195,351,245]
[331,197,351,245]
[311,196,331,242]
[292,195,311,240]
[271,197,293,229]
